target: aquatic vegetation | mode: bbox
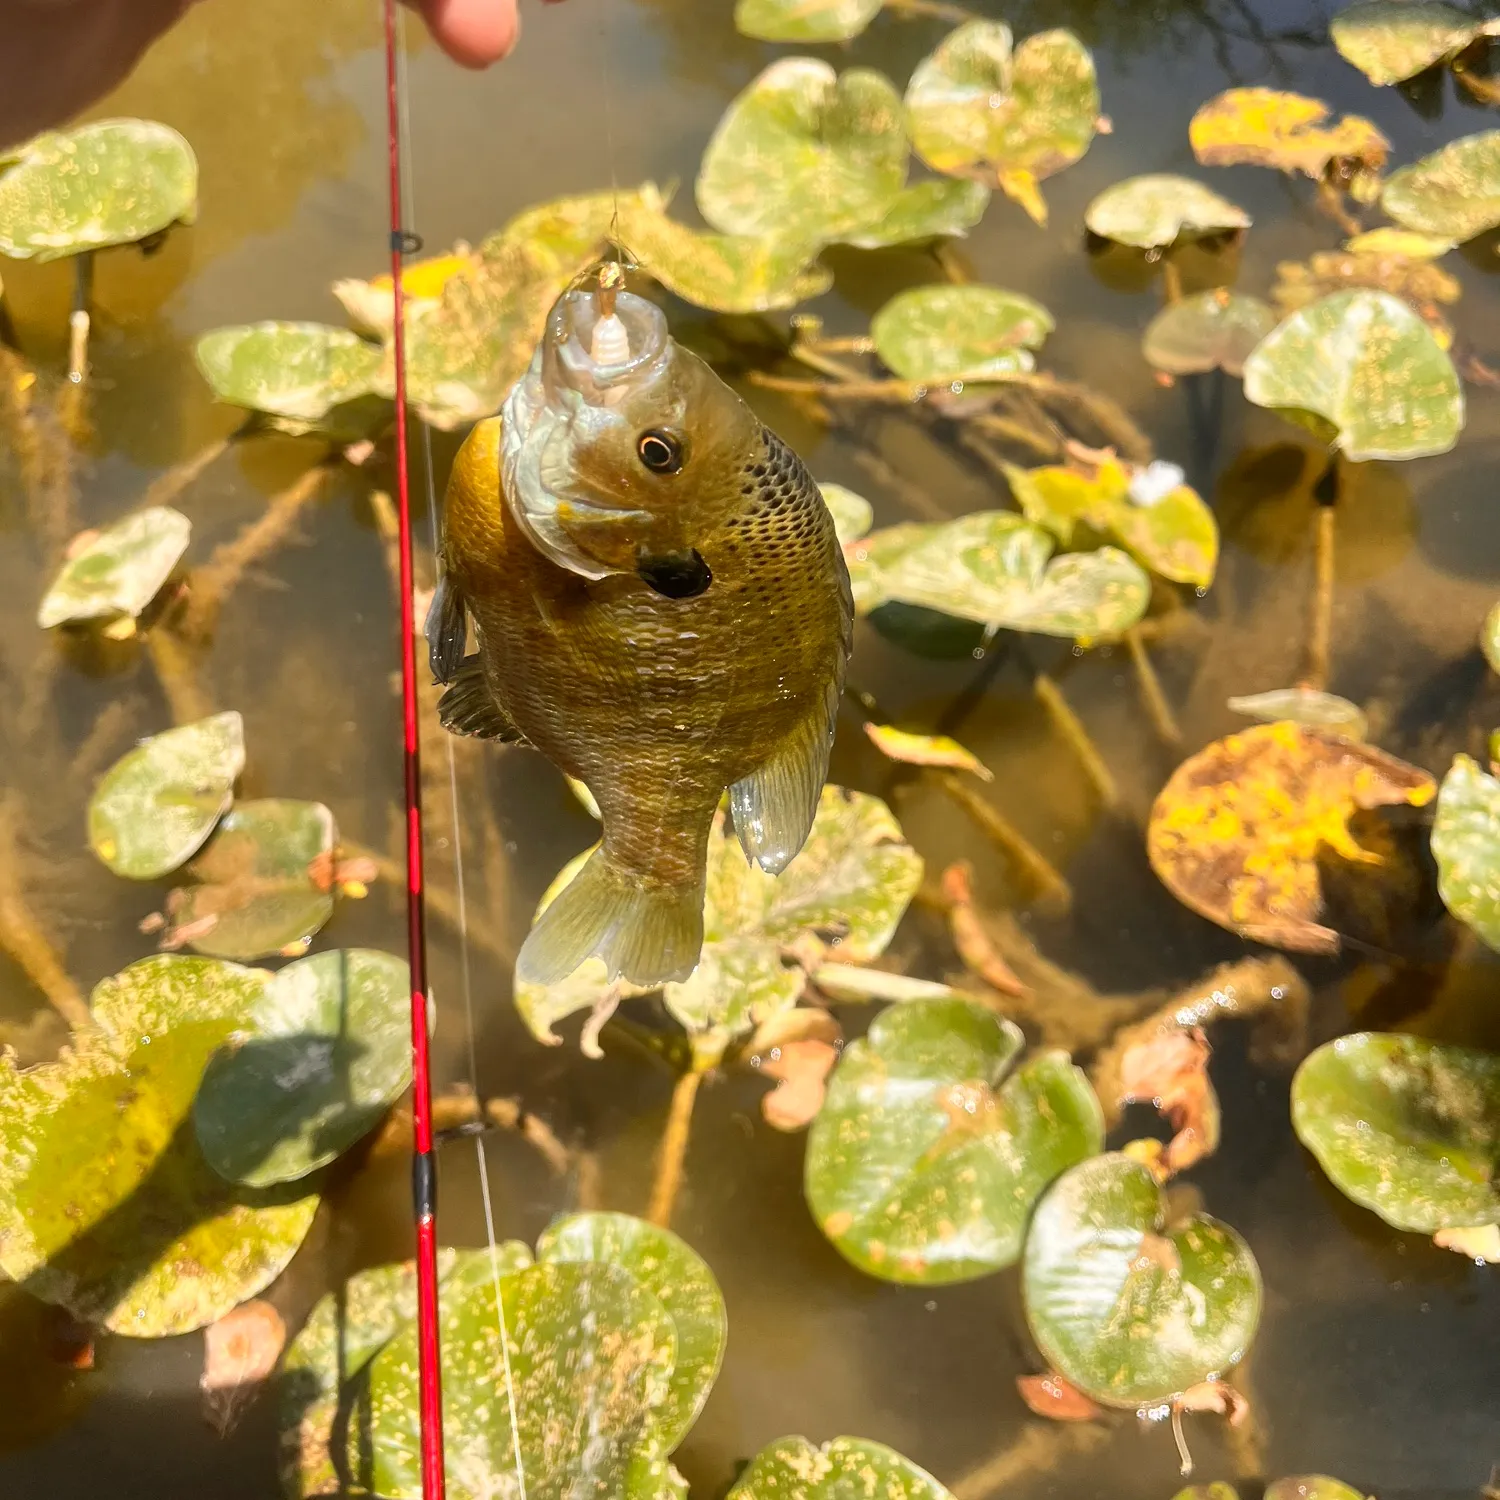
[870,284,1054,382]
[1430,754,1500,952]
[1142,290,1277,379]
[1381,131,1500,241]
[1084,174,1250,249]
[1189,88,1388,180]
[1331,1,1500,96]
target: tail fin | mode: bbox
[516,848,704,988]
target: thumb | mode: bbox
[411,0,519,67]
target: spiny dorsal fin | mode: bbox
[424,573,467,686]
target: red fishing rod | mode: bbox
[382,2,447,1497]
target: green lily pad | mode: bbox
[1227,687,1368,740]
[871,284,1053,383]
[696,59,981,250]
[616,198,831,314]
[847,511,1151,638]
[37,506,190,630]
[194,948,412,1187]
[1241,289,1463,461]
[734,0,882,42]
[1142,290,1279,378]
[195,322,385,424]
[1265,1479,1368,1500]
[905,21,1099,226]
[1085,174,1251,250]
[1431,754,1500,951]
[1022,1153,1262,1407]
[1483,603,1500,674]
[537,1212,725,1450]
[359,1259,678,1500]
[1330,2,1488,85]
[818,483,873,545]
[0,119,196,261]
[161,798,336,961]
[0,955,319,1337]
[278,1248,525,1498]
[1291,1032,1500,1232]
[88,710,245,880]
[517,788,922,1046]
[806,998,1103,1284]
[1382,132,1500,242]
[1004,458,1218,589]
[727,1436,957,1500]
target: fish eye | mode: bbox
[637,429,683,474]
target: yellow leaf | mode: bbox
[998,168,1048,226]
[1190,87,1389,179]
[1148,721,1434,954]
[1432,1224,1500,1261]
[1344,227,1454,259]
[864,723,993,780]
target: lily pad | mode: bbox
[864,724,991,779]
[1382,132,1500,242]
[905,20,1099,226]
[616,197,831,314]
[1085,175,1251,250]
[1142,290,1279,378]
[726,1436,957,1500]
[1241,289,1463,462]
[161,798,336,961]
[0,955,319,1337]
[1271,247,1460,348]
[1431,754,1500,951]
[806,998,1103,1284]
[517,789,922,1046]
[1291,1032,1500,1232]
[1227,687,1368,741]
[734,0,883,42]
[88,710,245,880]
[1189,89,1388,178]
[870,284,1054,383]
[818,483,873,545]
[195,322,385,425]
[359,1260,678,1500]
[1265,1480,1368,1500]
[847,511,1151,638]
[37,506,191,630]
[1330,2,1489,85]
[537,1212,725,1450]
[696,59,984,250]
[0,119,196,261]
[1148,721,1436,954]
[194,948,412,1187]
[1004,458,1218,589]
[1022,1153,1262,1407]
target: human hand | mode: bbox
[412,0,569,68]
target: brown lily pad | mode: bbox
[1147,722,1435,953]
[1189,89,1389,179]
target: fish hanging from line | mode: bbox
[426,267,852,989]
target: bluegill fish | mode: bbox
[427,274,851,988]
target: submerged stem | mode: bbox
[933,772,1072,910]
[0,795,90,1029]
[1126,626,1182,747]
[647,1061,706,1229]
[951,1423,1110,1500]
[1032,672,1119,807]
[145,627,213,725]
[1305,495,1336,692]
[885,0,978,21]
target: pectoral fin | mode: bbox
[729,681,839,875]
[436,656,529,744]
[425,572,467,686]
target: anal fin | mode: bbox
[729,681,838,875]
[436,656,529,744]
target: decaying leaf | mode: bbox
[1177,1379,1251,1424]
[1147,722,1435,954]
[1016,1371,1104,1422]
[1118,1028,1220,1176]
[753,1038,840,1131]
[865,723,993,780]
[905,20,1100,226]
[1433,1223,1500,1260]
[1189,89,1388,178]
[1227,688,1368,741]
[202,1299,286,1436]
[1331,1,1493,85]
[939,861,1027,997]
[37,507,191,630]
[1272,245,1460,347]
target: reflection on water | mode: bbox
[1,0,1498,1498]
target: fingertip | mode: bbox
[420,0,519,67]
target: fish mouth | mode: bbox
[544,288,670,403]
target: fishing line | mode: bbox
[383,7,523,1500]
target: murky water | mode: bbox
[2,0,1499,1496]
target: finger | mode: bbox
[414,0,519,67]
